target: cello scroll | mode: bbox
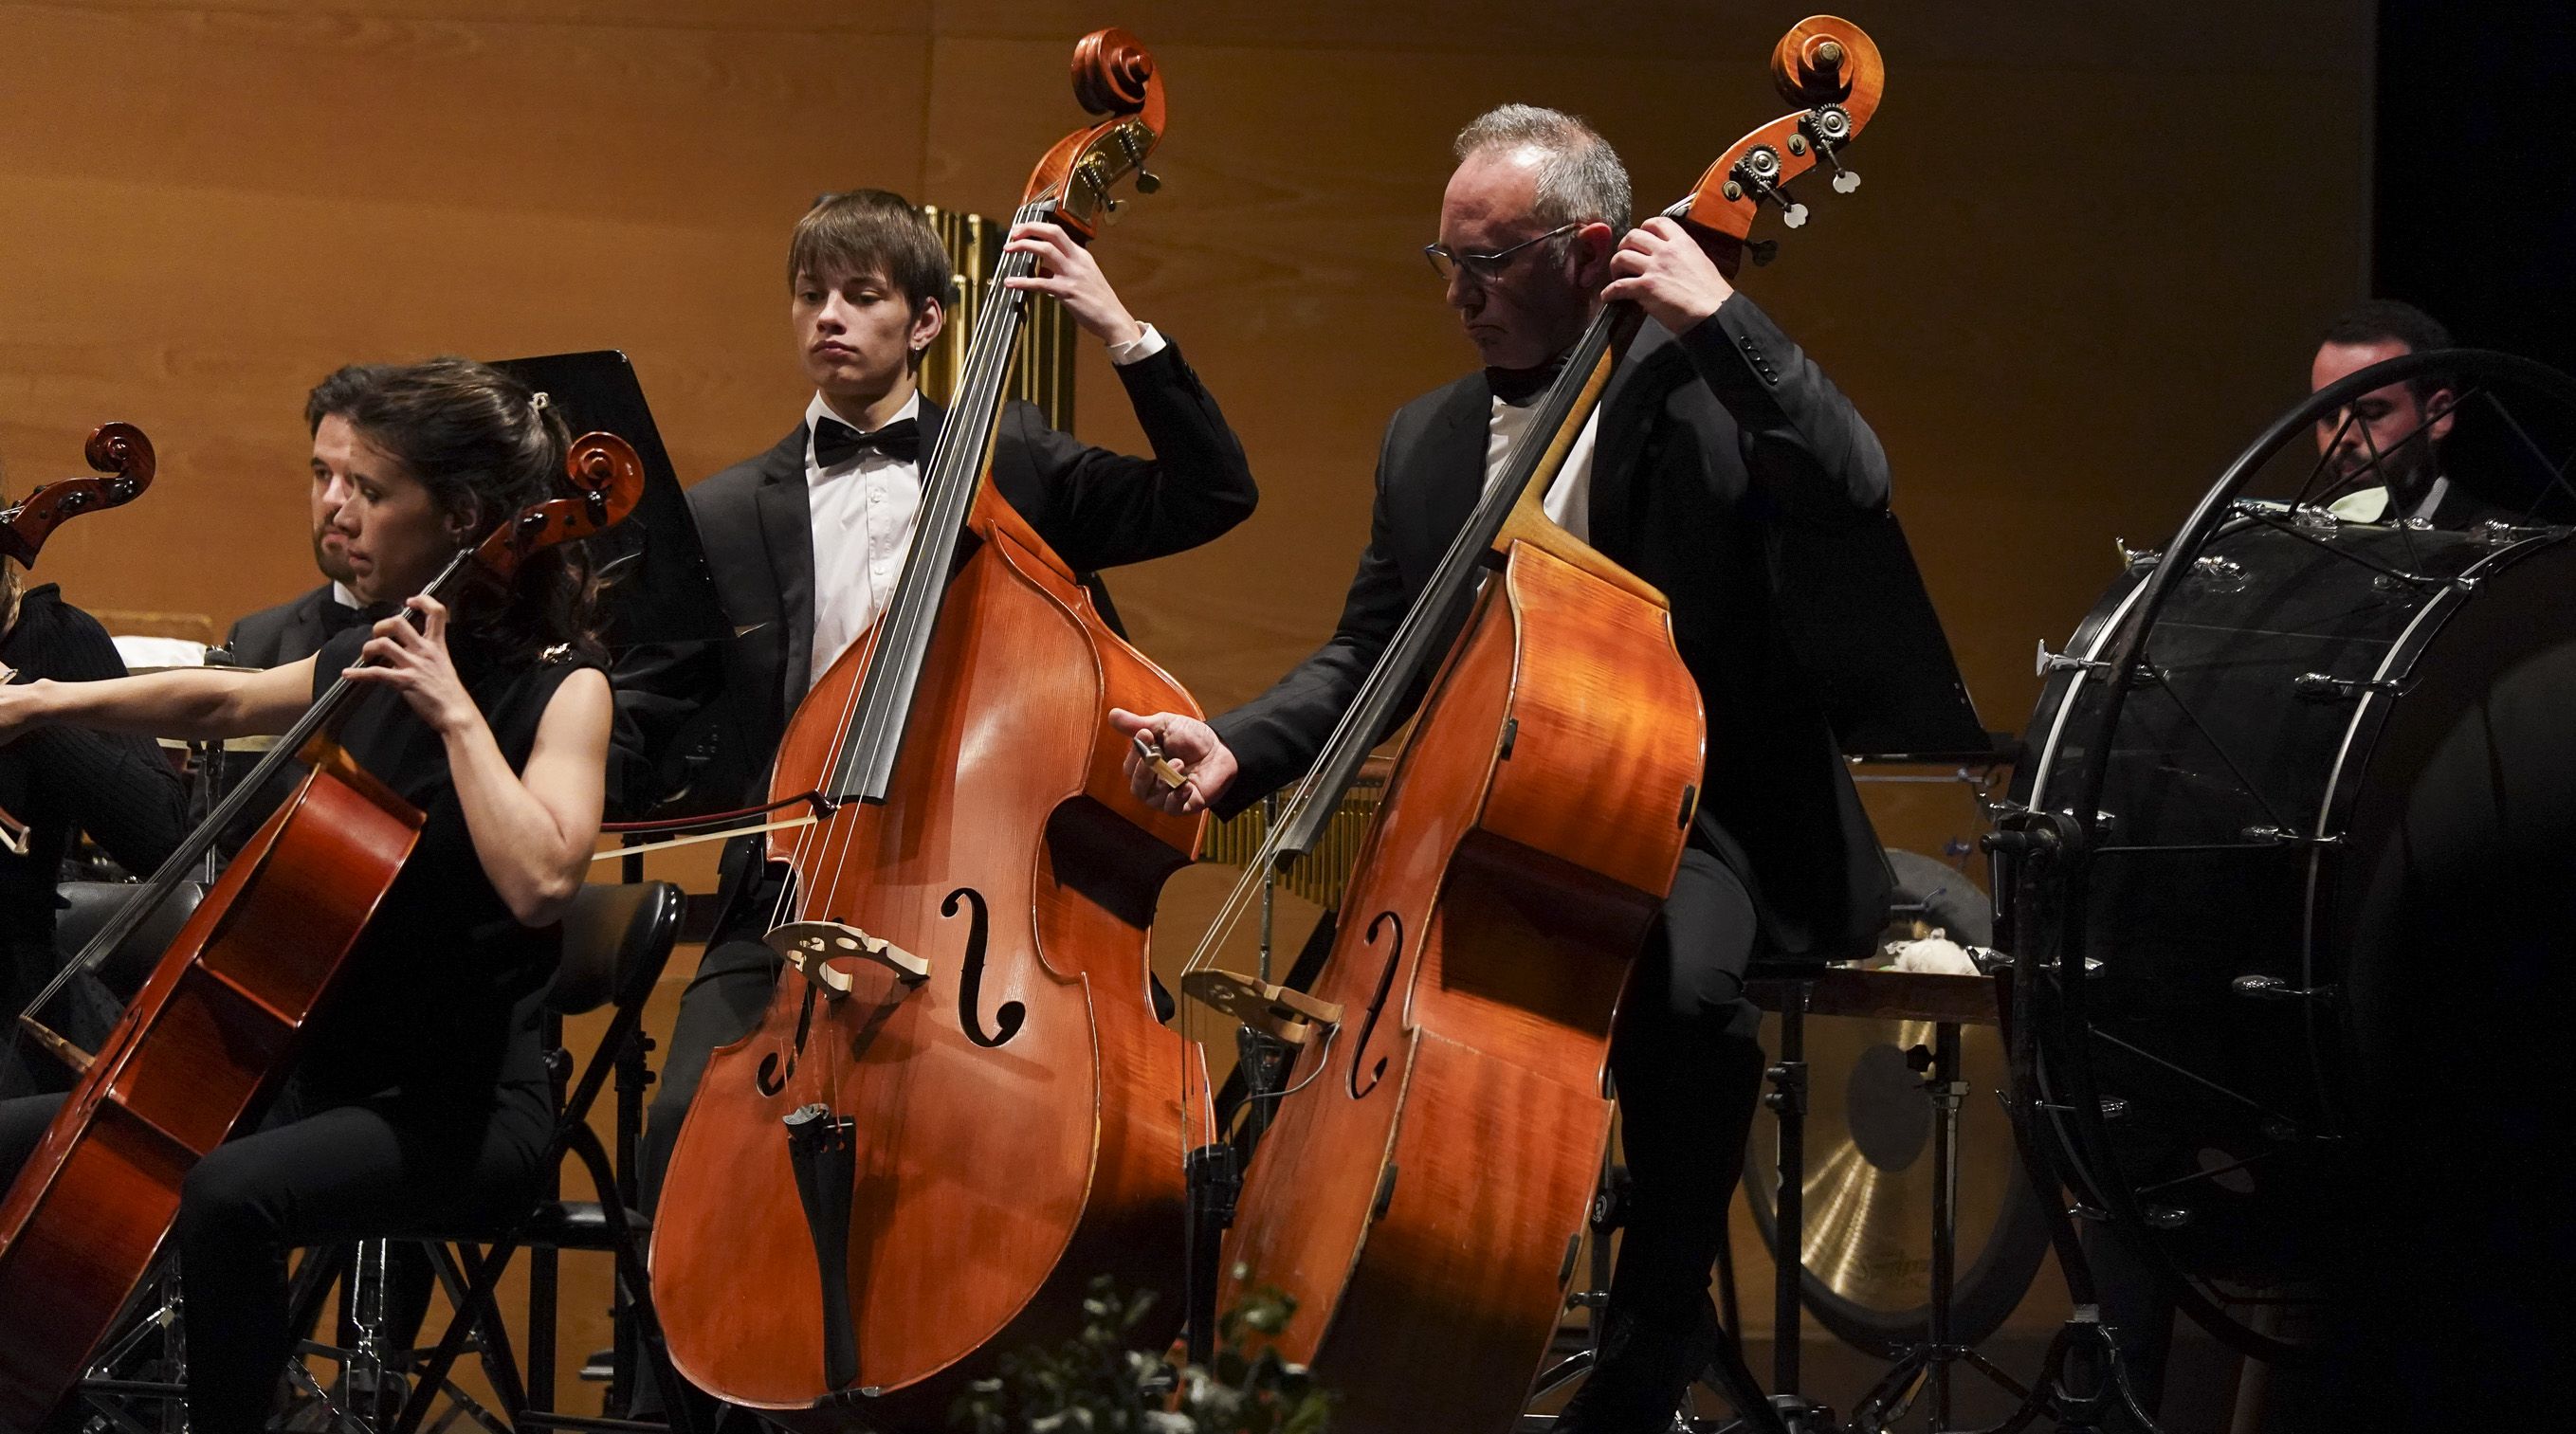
[0,423,156,567]
[468,429,645,583]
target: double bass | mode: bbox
[649,28,1204,1429]
[1180,19,1885,1431]
[0,431,644,1429]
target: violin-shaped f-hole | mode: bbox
[948,887,1023,1048]
[1347,912,1405,1099]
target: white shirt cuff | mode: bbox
[1106,322,1167,366]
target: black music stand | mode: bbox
[485,351,726,651]
[1735,506,2004,1431]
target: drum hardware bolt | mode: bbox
[2289,504,2343,535]
[2230,973,2340,1003]
[2099,1097,2129,1120]
[2293,671,2402,702]
[2068,1203,2109,1223]
[2113,537,2161,572]
[2142,1205,2192,1229]
[2190,554,2251,593]
[2034,640,2106,677]
[2238,826,2344,848]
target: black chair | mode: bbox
[291,880,699,1434]
[54,878,202,994]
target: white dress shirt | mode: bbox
[1485,396,1600,541]
[2326,475,2452,525]
[802,323,1169,685]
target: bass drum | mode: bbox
[1743,849,2050,1354]
[2009,509,2576,1342]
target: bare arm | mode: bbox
[342,598,608,927]
[0,658,317,743]
[445,668,610,928]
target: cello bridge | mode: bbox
[765,921,930,997]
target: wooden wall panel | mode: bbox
[2,0,2376,1398]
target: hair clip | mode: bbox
[531,391,553,413]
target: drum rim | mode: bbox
[2001,348,2576,1359]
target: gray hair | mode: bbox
[1452,104,1633,233]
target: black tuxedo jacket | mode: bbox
[1212,296,1893,960]
[616,338,1255,813]
[222,584,349,668]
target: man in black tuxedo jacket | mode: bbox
[2311,298,2518,528]
[629,190,1256,1274]
[222,401,376,666]
[1115,107,1891,1430]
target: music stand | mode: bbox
[486,351,726,650]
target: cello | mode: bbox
[0,421,158,857]
[0,429,644,1429]
[649,28,1205,1428]
[1177,19,1885,1431]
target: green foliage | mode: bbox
[950,1272,1334,1434]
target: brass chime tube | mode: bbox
[920,205,1077,432]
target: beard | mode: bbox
[312,530,356,586]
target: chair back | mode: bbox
[544,880,683,1017]
[54,881,204,998]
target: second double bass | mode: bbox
[649,29,1209,1427]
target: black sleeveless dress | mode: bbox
[290,624,600,1107]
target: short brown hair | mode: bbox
[788,189,952,315]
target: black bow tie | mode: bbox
[320,598,366,635]
[813,415,922,469]
[1485,354,1571,407]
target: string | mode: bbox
[770,201,1047,939]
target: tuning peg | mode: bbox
[1820,146,1860,194]
[1135,169,1163,194]
[1801,105,1862,194]
[1724,145,1808,228]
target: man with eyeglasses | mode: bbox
[1113,104,1892,1429]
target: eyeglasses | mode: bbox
[1422,223,1580,284]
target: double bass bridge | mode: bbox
[764,921,930,998]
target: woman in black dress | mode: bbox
[0,556,191,1095]
[0,357,615,1434]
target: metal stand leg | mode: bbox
[1850,1023,2033,1433]
[1763,983,1812,1405]
[1970,815,2166,1434]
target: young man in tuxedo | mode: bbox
[1114,106,1892,1431]
[627,187,1256,1317]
